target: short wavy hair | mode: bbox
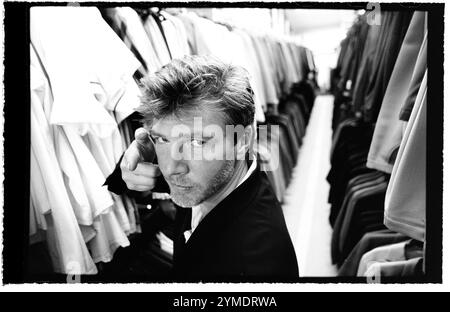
[137,55,255,127]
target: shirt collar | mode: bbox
[185,159,257,241]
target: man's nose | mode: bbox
[165,141,189,176]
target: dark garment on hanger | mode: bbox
[350,20,370,88]
[292,92,312,124]
[327,120,374,218]
[171,165,299,282]
[339,20,369,92]
[258,119,293,186]
[338,229,409,276]
[352,22,381,114]
[291,80,316,115]
[280,100,306,145]
[330,171,388,264]
[266,114,299,165]
[275,125,294,184]
[329,170,383,227]
[400,34,427,121]
[331,181,388,265]
[363,11,413,123]
[376,257,423,277]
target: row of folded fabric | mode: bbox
[328,10,427,277]
[29,6,317,275]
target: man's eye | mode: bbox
[154,137,168,144]
[190,139,205,147]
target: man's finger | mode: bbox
[135,128,156,163]
[132,184,154,192]
[133,163,162,177]
[122,173,156,188]
[125,183,154,192]
[123,141,141,171]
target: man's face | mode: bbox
[149,109,240,208]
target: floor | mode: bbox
[282,94,338,277]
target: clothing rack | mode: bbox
[28,6,318,279]
[329,10,427,277]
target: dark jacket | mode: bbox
[172,166,299,282]
[105,159,298,282]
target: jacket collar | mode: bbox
[174,163,264,260]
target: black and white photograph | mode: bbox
[1,0,446,293]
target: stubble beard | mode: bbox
[169,159,236,208]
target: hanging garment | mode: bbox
[31,7,142,138]
[30,151,50,244]
[331,176,388,264]
[343,17,369,93]
[338,229,408,276]
[364,257,423,277]
[351,21,381,114]
[143,13,172,66]
[250,36,280,105]
[327,120,375,223]
[257,123,287,201]
[330,170,385,227]
[225,30,266,115]
[104,7,162,73]
[30,7,145,270]
[358,239,423,277]
[54,127,95,228]
[280,100,306,145]
[87,212,131,263]
[159,11,191,59]
[233,29,268,109]
[31,47,97,274]
[357,240,408,276]
[366,11,427,173]
[400,31,428,122]
[384,72,427,242]
[261,36,283,98]
[362,11,413,123]
[83,132,134,235]
[278,40,301,93]
[176,13,199,55]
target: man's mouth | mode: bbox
[171,183,192,190]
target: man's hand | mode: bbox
[120,127,161,192]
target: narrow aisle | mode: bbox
[282,94,337,277]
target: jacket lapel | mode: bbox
[175,166,264,263]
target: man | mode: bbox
[118,55,298,281]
